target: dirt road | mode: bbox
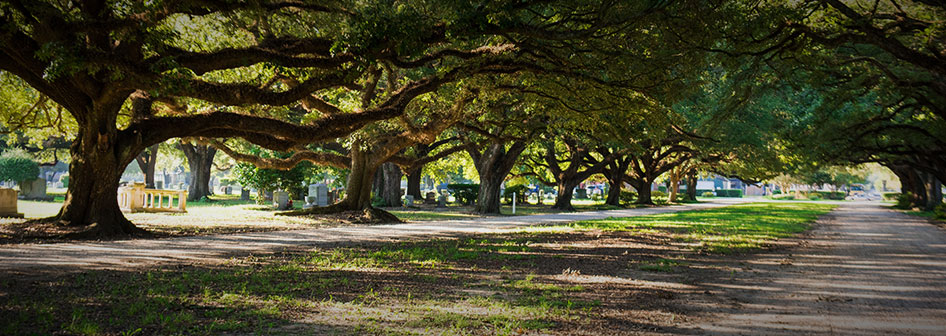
[694,203,946,335]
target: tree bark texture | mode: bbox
[685,170,698,202]
[406,167,423,199]
[379,162,403,207]
[135,144,159,188]
[470,142,527,214]
[603,158,631,206]
[180,141,217,202]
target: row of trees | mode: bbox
[0,0,942,236]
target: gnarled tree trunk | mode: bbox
[685,170,698,202]
[135,144,159,188]
[56,110,144,236]
[553,179,581,211]
[632,178,654,205]
[406,167,423,199]
[180,141,217,202]
[470,142,527,214]
[603,158,630,206]
[379,162,403,207]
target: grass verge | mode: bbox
[524,202,836,253]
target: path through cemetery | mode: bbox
[694,203,946,335]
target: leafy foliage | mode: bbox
[447,184,479,205]
[0,149,39,183]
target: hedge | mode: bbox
[447,183,479,205]
[714,189,743,197]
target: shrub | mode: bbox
[809,191,845,200]
[447,183,479,205]
[808,195,821,201]
[882,192,901,201]
[935,203,946,219]
[895,193,914,209]
[59,174,69,188]
[619,190,637,205]
[0,149,39,184]
[701,191,716,197]
[502,184,528,204]
[715,189,743,197]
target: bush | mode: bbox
[447,183,479,205]
[715,189,743,197]
[809,191,845,200]
[59,174,69,188]
[883,192,901,201]
[0,149,39,184]
[619,190,637,205]
[895,192,913,209]
[502,184,528,204]
[933,202,946,218]
[701,191,716,197]
[695,189,714,195]
[808,195,821,201]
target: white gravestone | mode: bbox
[304,183,329,208]
[273,190,290,210]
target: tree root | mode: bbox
[278,206,403,224]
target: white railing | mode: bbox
[118,183,187,213]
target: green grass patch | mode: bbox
[562,202,836,253]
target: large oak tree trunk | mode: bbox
[135,144,159,188]
[685,170,698,202]
[470,142,527,214]
[338,146,377,210]
[475,172,504,214]
[603,160,629,206]
[920,171,942,211]
[406,167,423,199]
[56,123,142,236]
[553,180,579,211]
[633,179,654,205]
[379,162,403,207]
[668,173,681,203]
[180,142,217,202]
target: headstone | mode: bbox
[239,187,251,201]
[273,190,290,210]
[304,183,329,208]
[155,181,163,189]
[264,190,273,201]
[404,195,414,207]
[314,183,328,206]
[425,192,437,204]
[575,188,587,199]
[437,194,447,208]
[0,188,23,218]
[19,178,47,200]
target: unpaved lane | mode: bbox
[697,203,946,335]
[0,199,747,275]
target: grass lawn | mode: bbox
[0,202,834,335]
[527,202,837,253]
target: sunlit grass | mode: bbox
[544,202,836,253]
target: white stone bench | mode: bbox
[118,183,187,213]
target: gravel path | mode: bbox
[0,199,747,275]
[697,202,946,335]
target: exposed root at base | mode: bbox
[278,206,403,224]
[3,217,151,243]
